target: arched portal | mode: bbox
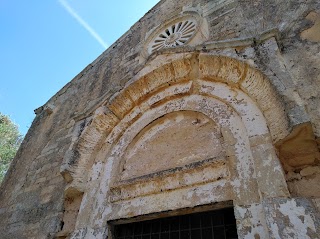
[59,53,318,239]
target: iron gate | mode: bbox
[113,207,238,239]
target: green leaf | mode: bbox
[0,113,23,183]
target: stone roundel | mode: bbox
[149,19,197,53]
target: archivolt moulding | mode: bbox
[102,79,289,205]
[60,53,290,195]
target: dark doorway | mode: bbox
[113,207,238,239]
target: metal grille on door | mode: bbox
[114,208,238,239]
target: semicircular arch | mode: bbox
[61,54,290,199]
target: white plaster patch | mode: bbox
[277,200,316,238]
[234,203,269,239]
[90,162,103,181]
[147,81,192,106]
[197,80,268,137]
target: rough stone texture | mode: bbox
[0,0,320,239]
[234,203,269,239]
[276,123,320,170]
[278,123,320,199]
[301,11,320,43]
[264,198,320,239]
[121,111,223,180]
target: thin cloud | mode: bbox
[58,0,108,49]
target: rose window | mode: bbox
[150,20,197,53]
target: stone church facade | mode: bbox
[1,0,320,238]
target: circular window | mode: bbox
[149,20,197,53]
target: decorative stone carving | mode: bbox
[140,10,209,62]
[59,54,299,239]
[149,19,197,53]
[61,54,290,197]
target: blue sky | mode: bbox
[0,0,160,135]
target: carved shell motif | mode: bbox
[150,19,197,53]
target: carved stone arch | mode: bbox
[107,53,289,141]
[60,53,289,194]
[101,87,289,204]
[60,54,295,239]
[76,93,289,239]
[105,94,266,198]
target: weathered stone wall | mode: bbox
[0,0,319,238]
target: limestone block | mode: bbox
[240,68,266,100]
[287,174,320,198]
[286,171,302,181]
[300,166,320,177]
[172,58,192,79]
[251,142,290,198]
[199,54,221,79]
[134,53,194,80]
[108,91,135,119]
[276,122,320,169]
[120,111,223,180]
[144,63,175,91]
[199,54,246,85]
[125,77,150,103]
[108,180,232,221]
[58,194,83,238]
[300,11,320,42]
[217,56,246,85]
[110,159,228,202]
[240,67,289,142]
